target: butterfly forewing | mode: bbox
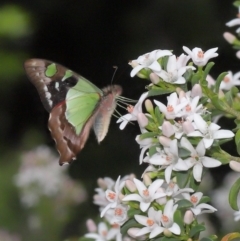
[24,59,122,165]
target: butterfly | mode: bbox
[24,59,122,166]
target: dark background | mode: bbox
[0,1,238,240]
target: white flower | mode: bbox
[156,54,195,84]
[158,200,181,235]
[129,50,172,77]
[154,92,188,120]
[149,139,189,183]
[180,137,221,182]
[182,192,217,215]
[117,92,148,130]
[183,46,218,66]
[100,176,125,217]
[85,222,108,241]
[104,204,129,225]
[122,178,165,212]
[188,114,234,148]
[220,71,240,90]
[134,207,163,238]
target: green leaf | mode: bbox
[174,210,184,232]
[189,173,200,191]
[139,132,157,140]
[149,145,157,157]
[203,62,214,80]
[155,107,164,125]
[235,129,240,156]
[199,196,211,204]
[120,218,141,236]
[176,170,190,188]
[214,72,228,93]
[148,89,173,97]
[189,224,205,238]
[175,199,193,209]
[127,208,142,217]
[229,177,240,210]
[78,238,95,241]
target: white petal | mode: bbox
[122,193,143,202]
[193,163,203,182]
[213,130,234,139]
[149,227,164,238]
[226,18,240,27]
[140,202,151,212]
[201,157,221,168]
[168,223,181,235]
[136,227,151,236]
[134,215,148,226]
[202,138,214,149]
[148,179,164,196]
[130,65,144,77]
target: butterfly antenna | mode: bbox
[111,66,118,85]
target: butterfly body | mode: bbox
[24,59,122,165]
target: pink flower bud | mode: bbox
[137,113,148,128]
[150,72,160,84]
[191,84,202,98]
[86,219,97,232]
[97,178,107,189]
[125,180,137,192]
[230,161,240,172]
[162,121,175,137]
[159,136,171,147]
[143,173,152,186]
[184,210,194,224]
[223,32,236,44]
[182,120,195,134]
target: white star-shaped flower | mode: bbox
[182,192,217,215]
[220,71,240,90]
[154,92,188,120]
[187,114,234,148]
[129,50,172,77]
[180,137,221,182]
[183,46,218,66]
[117,92,148,130]
[122,178,165,212]
[134,207,163,238]
[156,54,195,84]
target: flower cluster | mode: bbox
[15,146,87,208]
[81,41,240,241]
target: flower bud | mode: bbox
[159,136,171,147]
[125,180,137,192]
[236,50,240,59]
[162,121,175,137]
[137,113,148,128]
[97,178,107,189]
[218,89,225,99]
[143,173,152,186]
[223,32,237,44]
[164,229,172,237]
[191,84,202,98]
[150,72,160,84]
[128,60,138,68]
[86,219,97,232]
[127,228,141,238]
[145,99,154,114]
[182,120,195,134]
[230,161,240,172]
[184,210,194,224]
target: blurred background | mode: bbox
[0,0,238,240]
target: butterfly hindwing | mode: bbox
[25,59,122,165]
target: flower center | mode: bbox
[223,76,230,83]
[162,215,169,223]
[147,218,154,226]
[127,105,134,113]
[101,230,107,237]
[190,195,198,204]
[166,155,172,162]
[143,189,149,197]
[111,223,119,229]
[115,208,123,216]
[197,51,204,59]
[167,105,174,113]
[185,104,191,112]
[108,192,116,200]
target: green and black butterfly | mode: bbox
[24,59,122,166]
